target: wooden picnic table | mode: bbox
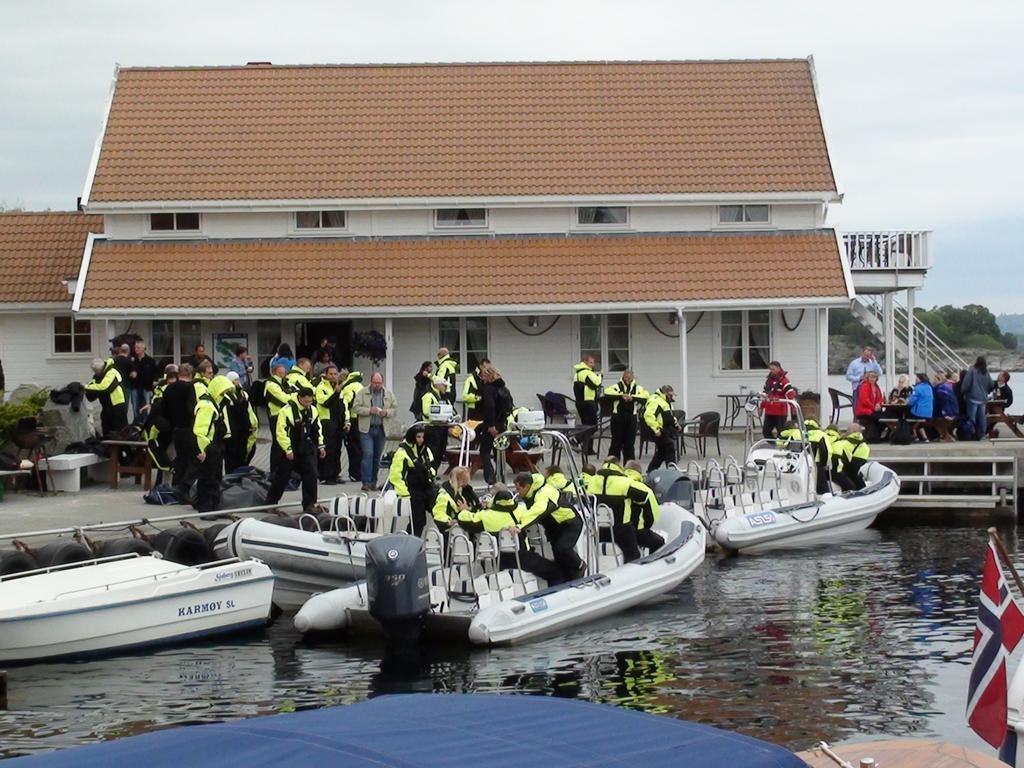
[877,403,955,441]
[986,399,1024,437]
[101,440,153,490]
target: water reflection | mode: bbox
[0,523,1012,757]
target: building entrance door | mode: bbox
[295,321,353,368]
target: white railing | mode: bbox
[842,230,933,271]
[857,294,968,374]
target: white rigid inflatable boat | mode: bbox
[294,493,706,646]
[692,437,899,554]
[0,554,274,664]
[213,494,439,609]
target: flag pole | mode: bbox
[988,527,1024,595]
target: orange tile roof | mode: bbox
[77,230,847,313]
[0,212,103,304]
[87,60,837,203]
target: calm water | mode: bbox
[1,521,1016,758]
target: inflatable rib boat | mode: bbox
[675,436,899,554]
[294,500,706,646]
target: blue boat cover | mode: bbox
[10,694,808,767]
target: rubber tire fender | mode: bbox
[96,538,155,557]
[0,550,39,576]
[34,541,93,567]
[160,528,214,566]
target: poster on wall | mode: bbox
[213,333,248,371]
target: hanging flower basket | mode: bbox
[352,330,387,366]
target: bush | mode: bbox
[0,389,50,446]
[963,333,1004,350]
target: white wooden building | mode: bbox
[10,58,919,420]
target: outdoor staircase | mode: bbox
[851,295,967,375]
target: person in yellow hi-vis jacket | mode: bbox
[191,375,234,513]
[266,386,325,512]
[84,357,128,435]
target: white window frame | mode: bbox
[573,206,631,230]
[577,313,631,373]
[433,208,489,231]
[715,309,773,374]
[146,211,203,237]
[716,204,772,228]
[437,316,489,372]
[290,210,349,235]
[52,315,93,356]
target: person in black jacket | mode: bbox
[409,361,434,417]
[479,367,513,485]
[162,363,197,490]
[112,344,133,407]
[130,340,157,418]
[184,343,218,374]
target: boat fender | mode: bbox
[97,538,155,557]
[159,528,214,566]
[0,550,38,576]
[201,524,229,551]
[34,541,94,567]
[260,514,301,529]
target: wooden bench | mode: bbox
[101,440,153,490]
[37,453,108,492]
[878,417,954,441]
[445,448,482,476]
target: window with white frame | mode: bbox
[576,206,628,226]
[718,205,770,224]
[579,313,630,372]
[149,212,201,232]
[720,310,771,371]
[439,316,489,371]
[53,316,92,354]
[295,210,347,230]
[151,319,175,368]
[434,208,487,228]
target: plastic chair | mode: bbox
[684,412,721,458]
[828,388,854,425]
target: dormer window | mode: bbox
[577,206,628,226]
[719,205,770,224]
[149,212,200,231]
[434,208,487,228]
[295,210,347,230]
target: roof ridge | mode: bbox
[118,57,812,72]
[0,210,92,216]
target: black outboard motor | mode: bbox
[647,468,695,510]
[365,535,430,646]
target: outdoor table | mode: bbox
[717,393,745,428]
[101,440,152,490]
[986,400,1023,437]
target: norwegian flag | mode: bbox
[967,540,1024,748]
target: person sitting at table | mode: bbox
[907,373,934,442]
[760,361,797,439]
[888,374,912,404]
[994,371,1014,409]
[853,370,884,442]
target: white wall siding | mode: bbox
[102,203,825,241]
[0,312,107,392]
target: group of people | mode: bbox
[845,346,1015,442]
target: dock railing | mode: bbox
[878,454,1018,511]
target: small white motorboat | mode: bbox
[0,553,275,664]
[213,494,439,610]
[294,427,707,646]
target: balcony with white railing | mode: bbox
[842,230,933,292]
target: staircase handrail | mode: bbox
[854,295,967,374]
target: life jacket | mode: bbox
[605,378,648,418]
[573,362,602,403]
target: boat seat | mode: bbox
[526,527,553,560]
[487,570,515,601]
[447,529,475,567]
[595,504,615,530]
[328,495,350,517]
[598,541,623,572]
[510,572,540,597]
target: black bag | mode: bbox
[249,379,268,409]
[0,452,19,472]
[889,418,914,445]
[144,483,185,505]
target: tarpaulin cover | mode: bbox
[9,693,809,767]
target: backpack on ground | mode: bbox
[889,418,914,446]
[144,483,184,505]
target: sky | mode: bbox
[1,1,1021,313]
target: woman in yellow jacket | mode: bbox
[389,425,435,535]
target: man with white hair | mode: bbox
[434,346,459,404]
[352,372,398,490]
